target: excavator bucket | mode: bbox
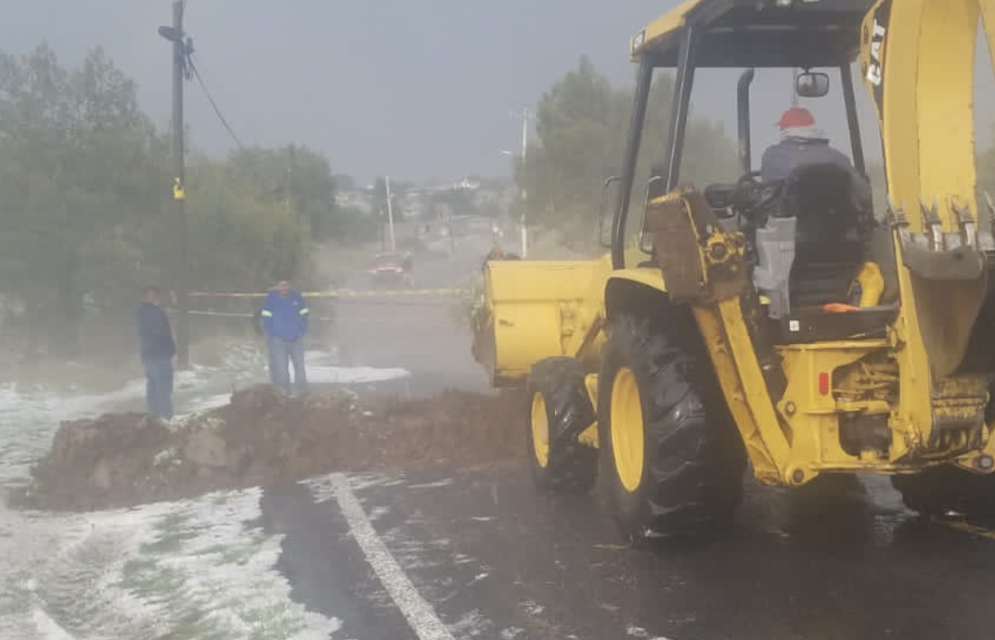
[862,0,995,376]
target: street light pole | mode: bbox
[385,175,396,253]
[512,106,532,258]
[449,186,457,256]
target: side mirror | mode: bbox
[796,71,830,98]
[597,176,620,248]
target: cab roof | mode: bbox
[631,0,877,68]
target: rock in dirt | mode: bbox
[18,384,524,511]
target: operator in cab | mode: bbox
[760,106,887,309]
[760,107,872,209]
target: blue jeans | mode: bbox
[143,356,174,419]
[268,337,308,394]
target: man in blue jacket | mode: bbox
[261,278,309,395]
[136,286,176,420]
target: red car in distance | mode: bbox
[368,252,414,288]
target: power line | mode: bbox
[187,55,245,150]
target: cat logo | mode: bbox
[866,17,886,87]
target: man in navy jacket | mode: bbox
[261,278,309,395]
[136,286,176,420]
[761,107,871,209]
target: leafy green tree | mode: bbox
[180,154,311,291]
[332,173,356,192]
[227,144,340,240]
[429,187,476,218]
[0,44,337,359]
[517,56,739,243]
[0,45,168,354]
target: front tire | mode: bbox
[598,313,745,540]
[526,357,598,494]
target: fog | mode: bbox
[4,2,995,639]
[0,0,671,181]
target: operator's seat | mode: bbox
[751,162,894,342]
[781,163,866,309]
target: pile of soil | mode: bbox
[19,385,526,511]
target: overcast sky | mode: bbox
[1,1,991,184]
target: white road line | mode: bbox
[330,473,457,640]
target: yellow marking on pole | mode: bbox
[934,518,995,541]
[173,177,186,200]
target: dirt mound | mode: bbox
[19,385,525,511]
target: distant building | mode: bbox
[335,190,373,214]
[455,177,481,191]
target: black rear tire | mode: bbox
[892,466,995,517]
[598,313,745,541]
[526,357,598,494]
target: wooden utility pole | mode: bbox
[168,0,190,368]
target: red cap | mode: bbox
[777,107,816,130]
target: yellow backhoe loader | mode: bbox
[472,0,995,540]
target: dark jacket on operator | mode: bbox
[136,301,176,360]
[761,137,873,209]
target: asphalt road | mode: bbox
[328,239,491,397]
[262,466,995,640]
[261,240,995,640]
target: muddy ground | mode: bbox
[18,384,525,511]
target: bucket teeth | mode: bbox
[887,198,908,227]
[920,199,944,251]
[950,199,977,249]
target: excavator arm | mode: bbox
[860,0,995,377]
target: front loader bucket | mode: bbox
[474,259,605,386]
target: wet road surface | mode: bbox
[262,464,995,640]
[267,243,995,640]
[330,243,490,397]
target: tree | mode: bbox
[227,144,339,241]
[177,154,311,291]
[0,45,168,355]
[517,56,739,244]
[0,44,332,360]
[332,173,356,192]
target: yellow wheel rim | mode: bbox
[530,392,550,468]
[611,367,644,492]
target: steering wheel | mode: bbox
[735,170,762,190]
[732,170,763,211]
